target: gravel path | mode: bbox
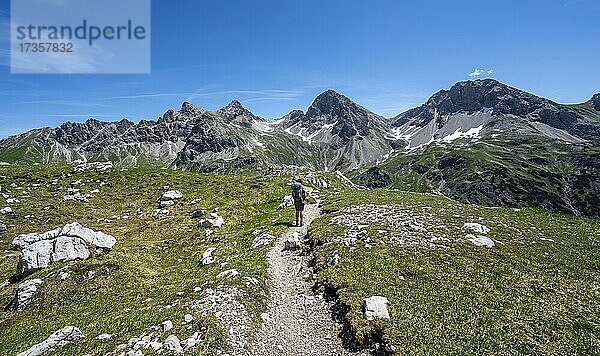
[247,197,363,356]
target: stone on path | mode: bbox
[363,296,390,320]
[284,232,301,250]
[17,326,84,356]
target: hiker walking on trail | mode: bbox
[291,179,307,227]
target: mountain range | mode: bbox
[2,79,599,216]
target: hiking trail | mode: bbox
[247,191,363,355]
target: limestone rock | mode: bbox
[216,269,239,279]
[160,200,175,208]
[201,248,216,266]
[277,195,294,210]
[1,206,13,214]
[284,232,301,250]
[251,232,276,249]
[161,190,183,201]
[465,234,495,248]
[462,222,490,234]
[182,313,193,324]
[164,334,183,354]
[7,278,44,311]
[191,209,206,218]
[162,320,173,332]
[363,296,390,320]
[73,161,113,173]
[11,223,116,278]
[199,213,224,228]
[17,326,84,356]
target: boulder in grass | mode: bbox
[251,233,276,249]
[277,195,294,210]
[7,278,43,311]
[17,326,84,356]
[198,213,224,228]
[363,296,390,320]
[160,200,175,208]
[161,190,183,201]
[201,247,216,266]
[465,234,495,248]
[11,222,116,279]
[164,335,183,354]
[462,222,490,234]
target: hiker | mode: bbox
[291,178,307,227]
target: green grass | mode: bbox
[309,189,600,355]
[0,165,296,355]
[567,102,600,121]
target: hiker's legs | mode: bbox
[295,210,300,226]
[299,211,303,225]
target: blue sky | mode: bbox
[1,0,599,137]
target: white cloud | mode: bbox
[468,68,495,78]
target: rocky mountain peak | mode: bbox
[306,89,358,119]
[161,109,175,122]
[393,79,581,131]
[217,100,258,128]
[592,93,600,111]
[179,102,204,118]
[218,100,253,119]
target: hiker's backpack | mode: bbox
[291,182,303,202]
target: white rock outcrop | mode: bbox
[216,269,239,279]
[363,296,390,320]
[465,234,495,248]
[251,231,276,249]
[164,334,183,354]
[73,161,113,173]
[199,213,224,228]
[462,222,490,234]
[161,190,183,201]
[277,195,294,210]
[201,248,216,266]
[7,278,44,311]
[17,326,84,356]
[11,222,116,278]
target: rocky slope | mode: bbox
[278,90,396,170]
[355,80,600,217]
[0,91,397,172]
[1,80,600,217]
[390,79,599,148]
